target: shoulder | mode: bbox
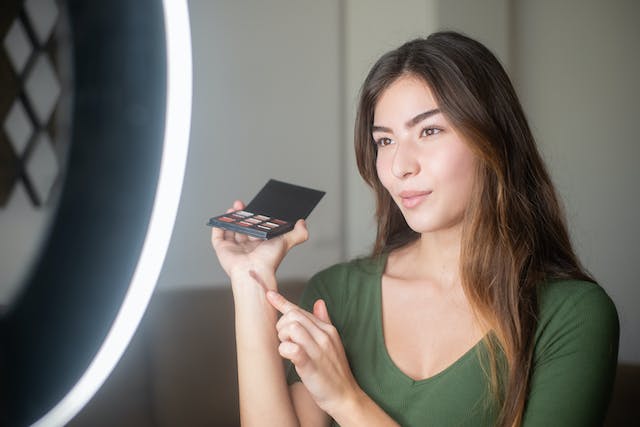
[534,279,619,362]
[305,256,383,300]
[525,280,619,425]
[310,255,384,286]
[537,280,618,327]
[297,256,384,323]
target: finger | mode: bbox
[233,200,245,211]
[211,225,236,249]
[270,291,336,333]
[211,225,225,247]
[276,308,326,341]
[276,305,335,351]
[222,229,236,241]
[266,290,299,315]
[225,200,245,214]
[278,341,311,368]
[313,299,331,324]
[234,231,250,244]
[282,219,309,250]
[276,320,321,359]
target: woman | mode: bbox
[211,31,619,426]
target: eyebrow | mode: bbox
[372,108,441,133]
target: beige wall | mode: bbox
[156,0,639,362]
[344,0,512,257]
[511,0,640,363]
[157,0,344,289]
[4,1,634,362]
[343,0,438,257]
[340,0,640,363]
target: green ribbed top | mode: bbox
[287,255,618,426]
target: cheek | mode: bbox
[375,151,393,189]
[433,144,477,194]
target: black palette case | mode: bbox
[207,179,325,239]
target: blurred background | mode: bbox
[2,0,638,425]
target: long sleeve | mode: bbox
[523,281,619,426]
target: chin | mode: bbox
[403,217,437,234]
[402,212,463,235]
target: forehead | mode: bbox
[373,75,438,123]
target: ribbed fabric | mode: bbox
[287,255,618,427]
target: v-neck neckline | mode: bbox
[373,252,486,387]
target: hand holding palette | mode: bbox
[207,179,325,239]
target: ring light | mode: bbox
[1,0,192,425]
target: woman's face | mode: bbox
[373,75,477,235]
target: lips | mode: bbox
[398,190,432,208]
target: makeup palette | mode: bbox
[207,179,325,239]
[208,210,294,239]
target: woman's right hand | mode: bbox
[267,290,364,419]
[210,200,309,290]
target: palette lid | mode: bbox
[245,179,325,222]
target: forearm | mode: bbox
[232,270,299,427]
[331,388,400,427]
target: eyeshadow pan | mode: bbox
[207,179,325,239]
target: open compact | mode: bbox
[207,179,325,239]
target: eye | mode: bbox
[420,127,442,137]
[373,137,393,148]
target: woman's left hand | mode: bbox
[266,290,362,417]
[211,200,309,289]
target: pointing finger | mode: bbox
[266,290,299,315]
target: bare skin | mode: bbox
[211,201,399,426]
[381,235,484,381]
[211,75,484,425]
[373,75,485,380]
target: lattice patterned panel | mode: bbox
[1,0,64,208]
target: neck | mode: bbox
[424,223,463,281]
[395,223,463,291]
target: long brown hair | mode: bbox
[354,31,594,426]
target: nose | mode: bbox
[391,140,420,179]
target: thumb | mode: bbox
[313,299,331,323]
[283,219,309,249]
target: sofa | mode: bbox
[69,282,637,427]
[68,281,305,427]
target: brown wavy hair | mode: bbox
[354,31,594,426]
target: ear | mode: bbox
[313,299,331,324]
